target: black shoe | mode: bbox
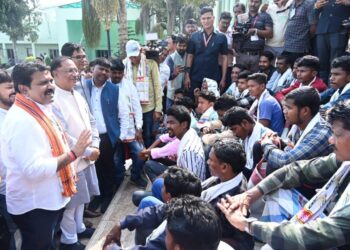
[100,196,113,213]
[88,196,102,212]
[130,176,148,189]
[60,241,85,250]
[77,227,95,239]
[84,209,102,218]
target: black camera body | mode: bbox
[232,21,252,41]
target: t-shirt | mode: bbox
[187,30,228,83]
[266,3,291,47]
[259,95,284,135]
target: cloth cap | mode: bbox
[126,40,141,57]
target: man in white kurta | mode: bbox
[51,57,100,249]
[0,63,91,250]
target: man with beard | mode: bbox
[166,34,188,109]
[51,57,100,249]
[234,0,273,73]
[110,58,147,189]
[258,51,276,82]
[266,55,294,94]
[218,100,350,250]
[0,70,16,250]
[0,63,91,249]
[124,40,163,148]
[86,58,121,213]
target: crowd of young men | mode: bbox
[0,1,350,250]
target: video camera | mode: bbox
[232,21,252,40]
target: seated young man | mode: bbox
[195,90,219,133]
[218,101,350,250]
[259,87,333,197]
[275,55,327,103]
[165,195,230,250]
[222,107,272,179]
[248,73,285,136]
[266,55,294,94]
[235,70,255,109]
[138,139,255,249]
[103,167,202,247]
[145,105,206,181]
[321,55,350,111]
[258,51,276,82]
[225,64,246,98]
[201,95,237,146]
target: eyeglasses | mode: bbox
[71,55,87,60]
[59,68,79,74]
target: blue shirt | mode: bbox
[187,30,228,83]
[259,95,284,135]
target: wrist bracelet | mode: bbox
[69,150,77,161]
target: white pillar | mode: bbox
[31,43,36,57]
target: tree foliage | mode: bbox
[92,0,119,31]
[133,0,215,36]
[0,0,41,42]
[82,0,101,48]
[0,0,41,62]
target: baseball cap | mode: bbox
[126,40,141,57]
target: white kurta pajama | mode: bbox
[53,86,100,244]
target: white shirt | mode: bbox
[159,62,170,92]
[0,108,8,195]
[266,2,291,47]
[53,86,96,173]
[118,78,143,141]
[91,81,107,134]
[1,103,70,215]
[177,128,206,181]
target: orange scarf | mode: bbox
[15,93,77,197]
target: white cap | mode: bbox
[126,40,141,57]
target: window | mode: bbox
[49,49,59,59]
[7,49,14,59]
[96,50,109,58]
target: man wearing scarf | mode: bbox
[218,100,350,250]
[248,73,284,135]
[0,63,91,249]
[123,40,163,148]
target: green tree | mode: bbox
[82,0,101,48]
[117,0,128,58]
[0,0,41,63]
[93,0,119,57]
[134,0,215,36]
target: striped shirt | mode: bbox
[177,128,206,181]
[252,154,350,249]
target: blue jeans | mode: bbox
[317,32,349,84]
[115,141,145,184]
[138,178,164,210]
[166,98,174,110]
[144,160,168,182]
[142,110,156,148]
[0,194,17,250]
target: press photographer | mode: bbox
[233,0,273,72]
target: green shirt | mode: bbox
[252,154,350,249]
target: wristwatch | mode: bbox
[244,217,258,234]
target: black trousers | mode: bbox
[11,208,63,250]
[95,133,117,199]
